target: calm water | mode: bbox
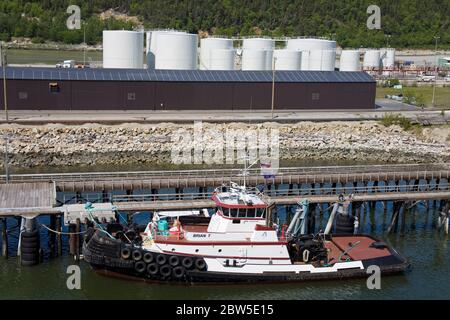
[1,200,449,300]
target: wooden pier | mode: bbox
[2,164,449,192]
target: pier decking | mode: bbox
[2,164,450,192]
[0,182,56,216]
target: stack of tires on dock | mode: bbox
[20,229,41,266]
[83,228,207,283]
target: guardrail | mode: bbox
[104,182,450,204]
[4,164,450,184]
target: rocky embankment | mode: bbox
[0,122,449,168]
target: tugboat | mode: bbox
[82,182,409,284]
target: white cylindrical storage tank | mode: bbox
[242,49,267,70]
[146,30,186,69]
[243,38,275,51]
[200,38,233,70]
[209,49,236,70]
[340,50,361,71]
[273,50,301,70]
[380,48,395,69]
[287,38,336,70]
[308,50,324,71]
[363,50,381,69]
[103,30,144,69]
[265,50,274,70]
[155,33,198,70]
[320,50,336,71]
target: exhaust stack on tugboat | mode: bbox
[83,183,409,284]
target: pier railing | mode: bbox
[101,182,450,204]
[4,163,450,184]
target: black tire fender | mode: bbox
[121,247,131,260]
[195,258,207,271]
[169,255,180,267]
[21,230,39,239]
[143,252,154,264]
[134,261,146,273]
[147,263,159,275]
[172,266,185,279]
[21,246,39,254]
[156,254,167,265]
[159,264,172,278]
[21,259,38,266]
[132,249,142,261]
[20,239,39,249]
[21,252,39,262]
[181,257,194,269]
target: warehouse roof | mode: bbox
[0,67,375,83]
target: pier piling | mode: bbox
[68,223,76,257]
[75,218,81,261]
[56,215,62,256]
[49,215,56,257]
[1,218,8,258]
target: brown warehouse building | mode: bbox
[0,67,376,110]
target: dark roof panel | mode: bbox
[1,67,375,83]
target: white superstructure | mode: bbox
[103,30,144,69]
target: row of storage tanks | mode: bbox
[102,30,395,71]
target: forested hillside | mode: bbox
[0,0,449,48]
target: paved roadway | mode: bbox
[0,101,448,124]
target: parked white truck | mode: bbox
[417,74,436,82]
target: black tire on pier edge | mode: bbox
[156,254,167,265]
[143,252,154,263]
[181,257,194,269]
[21,252,39,261]
[132,249,143,261]
[335,214,355,234]
[20,239,39,249]
[172,266,185,279]
[21,230,39,239]
[21,246,39,254]
[159,264,172,278]
[169,255,180,267]
[195,258,207,271]
[121,247,131,260]
[147,263,159,276]
[134,261,146,273]
[21,259,38,266]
